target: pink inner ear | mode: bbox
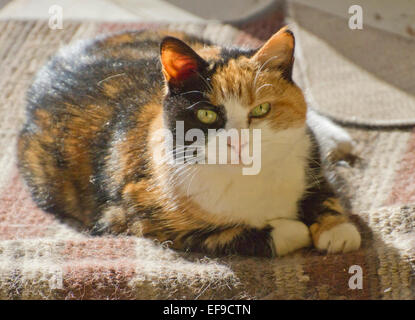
[172,56,198,81]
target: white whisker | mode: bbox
[180,90,205,96]
[186,171,199,197]
[97,73,126,86]
[186,101,211,110]
[255,83,274,95]
[253,55,279,90]
[195,71,213,92]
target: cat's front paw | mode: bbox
[311,221,361,254]
[270,219,312,256]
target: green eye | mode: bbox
[197,109,218,124]
[250,102,271,117]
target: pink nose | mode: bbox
[227,137,247,158]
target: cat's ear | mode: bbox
[251,26,295,80]
[160,37,208,87]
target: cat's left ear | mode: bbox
[160,36,208,88]
[251,26,295,80]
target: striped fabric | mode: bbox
[0,10,414,299]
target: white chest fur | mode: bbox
[178,127,311,228]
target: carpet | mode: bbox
[0,7,414,299]
[289,2,415,126]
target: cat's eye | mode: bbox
[250,102,271,118]
[196,109,218,124]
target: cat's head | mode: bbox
[158,27,307,173]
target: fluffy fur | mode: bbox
[17,27,361,257]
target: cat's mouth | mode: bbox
[227,139,248,160]
[221,143,248,166]
[199,143,252,167]
[193,143,261,176]
[165,137,261,175]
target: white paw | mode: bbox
[315,222,361,253]
[270,219,311,256]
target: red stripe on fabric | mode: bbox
[63,238,136,261]
[0,168,55,239]
[387,128,415,205]
[302,250,371,299]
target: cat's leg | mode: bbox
[197,225,276,257]
[304,111,361,253]
[195,219,311,257]
[306,108,354,161]
[269,219,312,256]
[194,220,312,257]
[311,214,361,253]
[94,181,277,256]
[94,201,310,257]
[299,186,361,254]
[91,205,132,235]
[310,199,361,253]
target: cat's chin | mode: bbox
[193,162,262,178]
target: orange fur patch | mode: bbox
[208,55,306,130]
[309,214,348,246]
[204,227,244,251]
[323,198,344,213]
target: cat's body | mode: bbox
[17,28,361,257]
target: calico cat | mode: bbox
[17,26,361,257]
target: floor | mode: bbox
[1,0,412,39]
[0,0,275,22]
